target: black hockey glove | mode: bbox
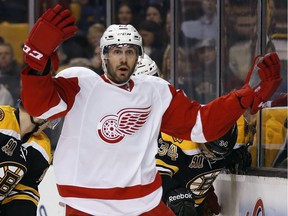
[166,187,198,216]
[225,144,252,174]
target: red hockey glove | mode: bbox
[23,4,77,71]
[235,52,282,114]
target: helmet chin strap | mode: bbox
[21,116,47,143]
[29,116,47,134]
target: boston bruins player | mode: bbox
[156,117,252,216]
[0,102,54,216]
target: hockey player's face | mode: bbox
[105,45,138,84]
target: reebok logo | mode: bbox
[169,193,193,202]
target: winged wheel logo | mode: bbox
[97,107,151,143]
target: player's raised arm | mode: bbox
[161,52,282,142]
[23,4,77,72]
[202,52,282,140]
[20,4,79,120]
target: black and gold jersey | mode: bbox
[156,132,225,206]
[0,106,52,207]
[156,116,249,206]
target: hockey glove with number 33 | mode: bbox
[235,52,282,114]
[23,4,78,71]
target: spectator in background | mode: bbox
[161,44,191,84]
[162,43,195,96]
[226,2,258,92]
[90,44,103,75]
[56,38,85,73]
[161,9,187,82]
[161,44,171,81]
[190,38,217,103]
[181,0,217,45]
[138,20,165,71]
[145,3,167,40]
[116,1,138,27]
[72,0,105,35]
[0,36,14,105]
[0,84,14,105]
[0,43,21,105]
[56,22,104,64]
[56,23,105,74]
[165,10,171,42]
[145,3,165,26]
[85,23,106,58]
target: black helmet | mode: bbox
[204,124,238,158]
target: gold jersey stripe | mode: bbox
[2,194,38,206]
[156,159,179,173]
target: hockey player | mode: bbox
[156,119,252,216]
[20,5,281,216]
[0,102,53,216]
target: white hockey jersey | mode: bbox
[21,66,245,215]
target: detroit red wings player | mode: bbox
[20,5,281,216]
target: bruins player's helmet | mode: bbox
[204,124,238,158]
